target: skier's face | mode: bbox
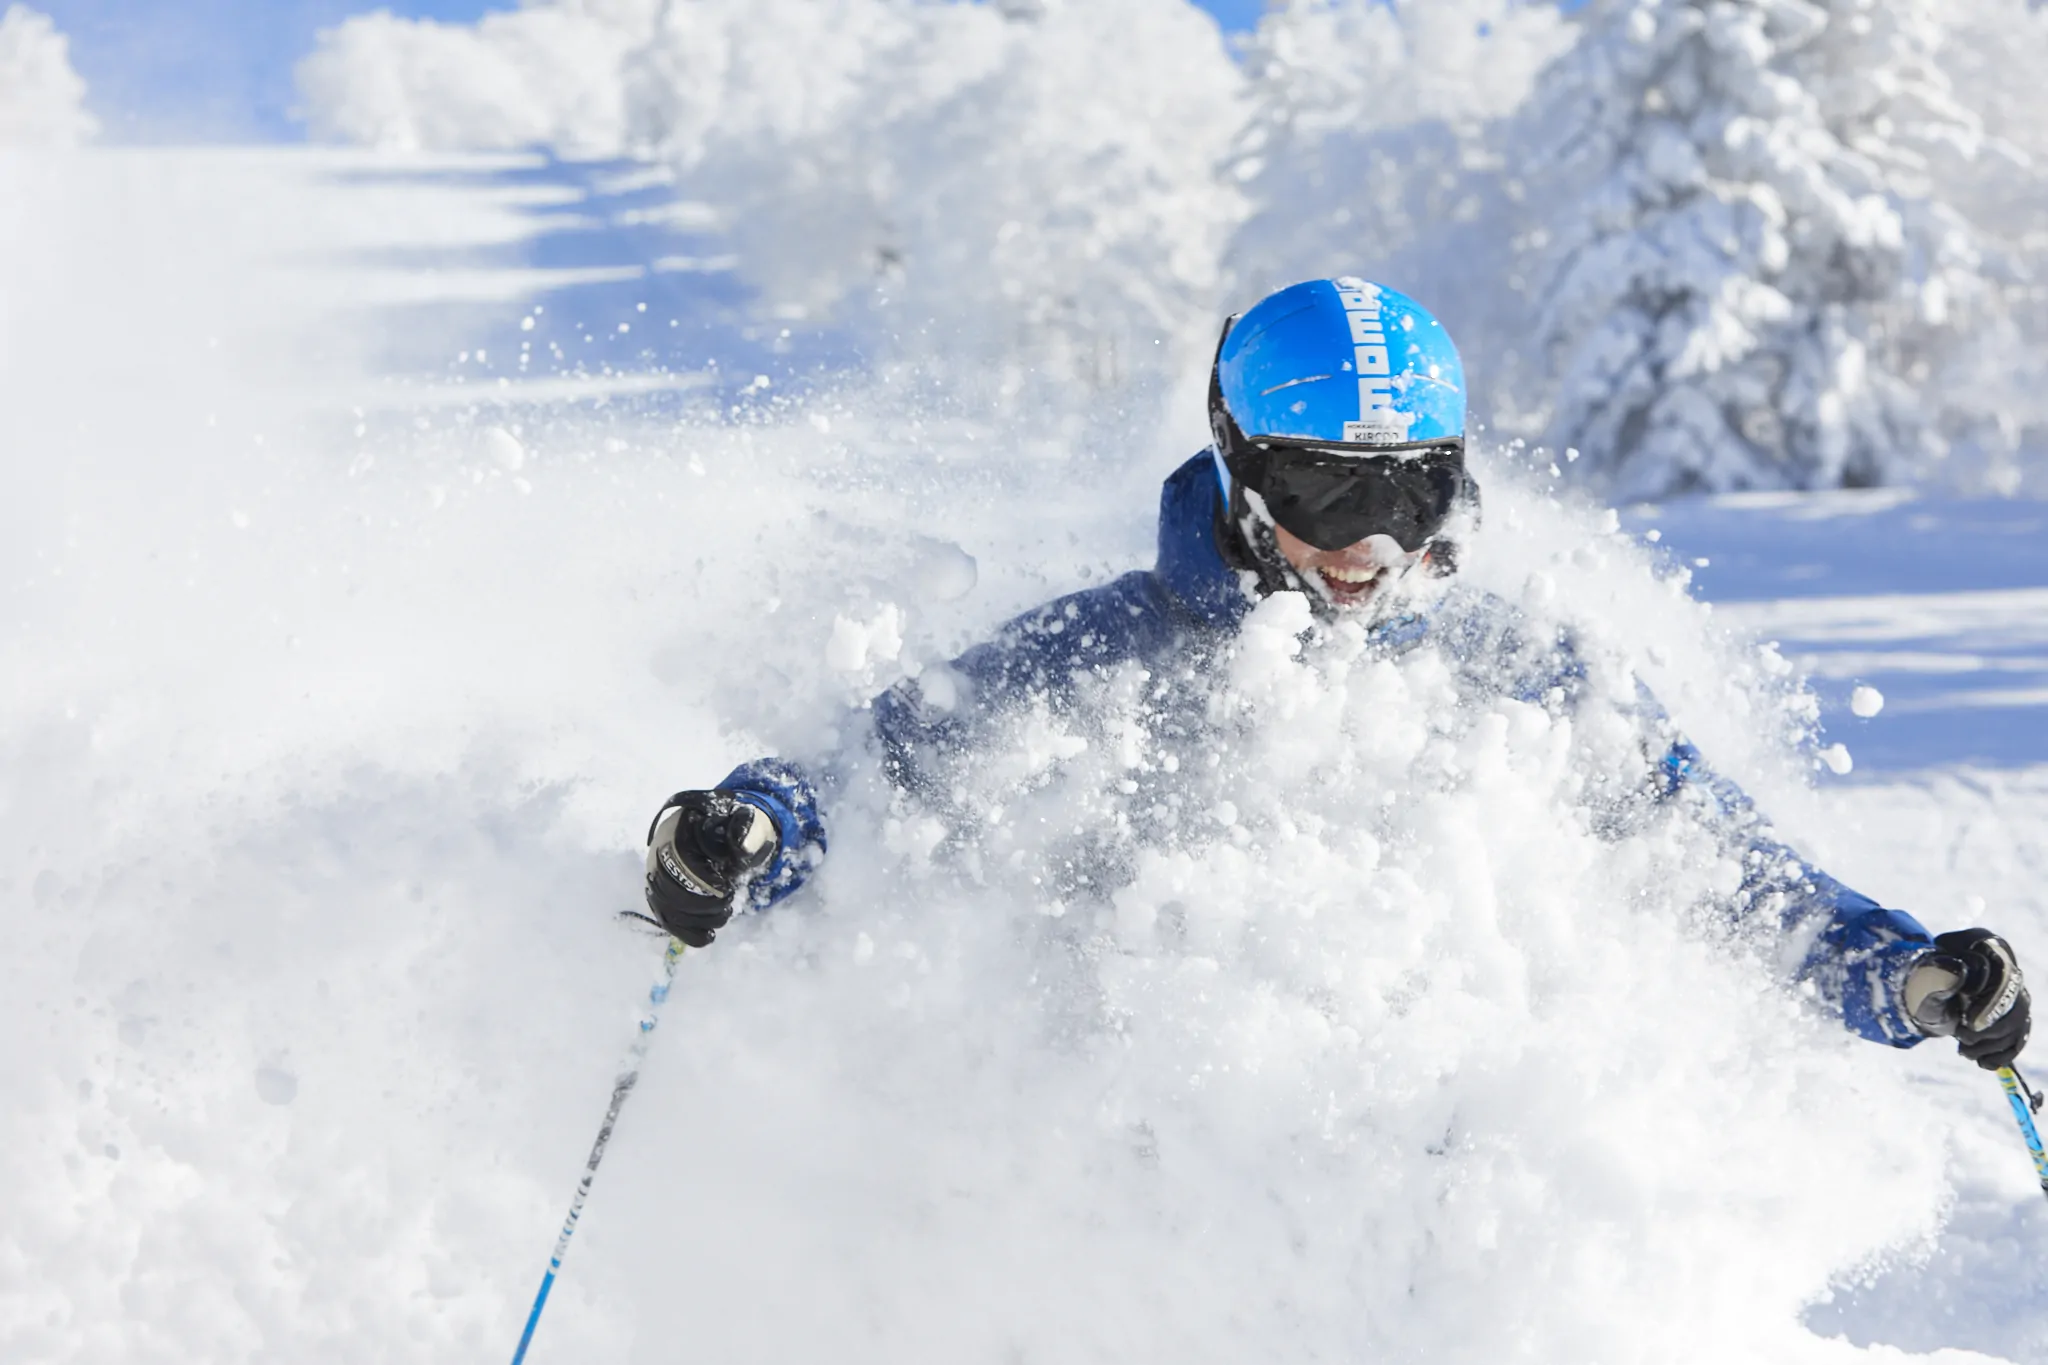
[1273,524,1418,611]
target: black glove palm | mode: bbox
[1904,928,2031,1071]
[644,791,779,947]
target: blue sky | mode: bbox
[39,0,1266,142]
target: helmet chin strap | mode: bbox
[1229,482,1309,598]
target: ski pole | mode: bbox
[1996,1064,2048,1202]
[511,936,686,1365]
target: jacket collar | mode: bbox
[1154,451,1255,632]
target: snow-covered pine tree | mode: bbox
[1919,0,2048,494]
[1523,0,1993,496]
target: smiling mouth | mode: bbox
[1314,563,1384,603]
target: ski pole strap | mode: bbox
[511,937,686,1365]
[1997,1065,2048,1201]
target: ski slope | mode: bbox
[1630,492,2048,775]
[5,148,2048,1364]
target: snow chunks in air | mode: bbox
[726,584,1946,1361]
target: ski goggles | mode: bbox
[1226,437,1466,553]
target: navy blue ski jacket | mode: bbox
[716,453,1934,1049]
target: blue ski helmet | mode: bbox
[1209,278,1471,553]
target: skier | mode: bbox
[640,277,2030,1072]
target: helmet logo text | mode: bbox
[1337,285,1407,444]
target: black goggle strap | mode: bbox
[1258,435,1466,463]
[1207,314,1241,471]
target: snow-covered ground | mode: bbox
[1629,492,2048,774]
[6,148,2048,1364]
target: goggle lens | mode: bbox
[1245,443,1464,553]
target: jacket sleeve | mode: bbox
[1655,737,1933,1047]
[1396,593,1934,1048]
[872,570,1183,800]
[719,571,1184,908]
[1488,604,1934,1049]
[718,757,828,910]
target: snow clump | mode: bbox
[605,562,1946,1360]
